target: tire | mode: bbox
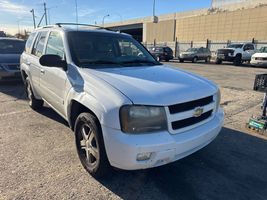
[233,55,242,66]
[179,59,184,63]
[74,112,110,178]
[165,59,170,62]
[25,77,43,110]
[215,58,222,64]
[192,57,198,63]
[205,56,211,63]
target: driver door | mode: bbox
[39,31,67,116]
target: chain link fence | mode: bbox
[143,40,267,58]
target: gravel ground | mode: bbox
[0,63,267,200]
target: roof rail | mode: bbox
[55,23,110,30]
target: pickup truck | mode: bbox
[215,43,256,66]
[20,24,224,178]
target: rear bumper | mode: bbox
[102,108,224,170]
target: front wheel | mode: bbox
[25,77,43,110]
[192,57,198,63]
[205,56,211,63]
[74,113,110,178]
[215,58,222,64]
[233,55,242,66]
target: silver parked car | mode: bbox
[179,47,211,63]
[0,37,25,81]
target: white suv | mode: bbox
[20,24,224,177]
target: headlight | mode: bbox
[215,89,221,111]
[120,105,167,134]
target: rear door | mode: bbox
[39,31,67,115]
[28,31,48,94]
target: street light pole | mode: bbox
[30,9,36,28]
[102,14,110,26]
[44,2,48,25]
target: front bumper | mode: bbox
[102,108,224,170]
[216,54,235,62]
[251,60,267,67]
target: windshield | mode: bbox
[259,47,267,53]
[67,31,159,68]
[0,39,25,54]
[149,47,163,53]
[227,44,243,49]
[186,48,198,52]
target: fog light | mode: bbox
[136,152,152,161]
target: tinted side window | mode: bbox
[25,33,36,54]
[45,31,64,58]
[248,44,254,50]
[32,31,48,57]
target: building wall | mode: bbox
[175,6,267,42]
[145,20,176,42]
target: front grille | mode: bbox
[169,96,213,114]
[255,57,267,61]
[217,49,233,55]
[167,95,214,133]
[171,110,212,130]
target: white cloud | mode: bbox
[78,8,96,17]
[0,0,30,15]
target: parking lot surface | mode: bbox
[1,63,267,200]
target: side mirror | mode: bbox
[39,54,67,71]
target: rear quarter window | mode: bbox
[25,33,36,54]
[32,31,48,57]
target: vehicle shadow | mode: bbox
[0,80,26,100]
[98,127,267,200]
[35,106,69,127]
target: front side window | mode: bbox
[45,31,64,58]
[68,31,158,68]
[32,31,48,57]
[0,39,25,54]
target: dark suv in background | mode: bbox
[148,46,174,62]
[179,47,211,63]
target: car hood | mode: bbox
[181,52,196,55]
[0,54,20,64]
[252,53,267,58]
[218,48,236,51]
[84,65,217,105]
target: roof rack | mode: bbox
[55,23,111,30]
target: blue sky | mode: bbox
[0,0,211,34]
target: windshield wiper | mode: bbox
[121,59,159,65]
[80,60,120,65]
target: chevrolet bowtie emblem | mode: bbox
[193,107,204,117]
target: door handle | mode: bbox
[26,61,31,65]
[40,69,45,74]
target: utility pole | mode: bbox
[153,0,156,17]
[44,2,48,25]
[30,9,36,28]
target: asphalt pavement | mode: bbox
[0,63,267,200]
